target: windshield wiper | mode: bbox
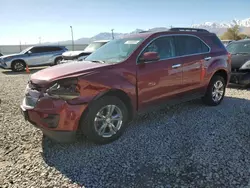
[90,60,105,64]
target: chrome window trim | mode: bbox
[136,34,211,64]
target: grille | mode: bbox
[28,81,43,91]
[62,56,78,60]
[22,82,43,108]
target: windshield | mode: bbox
[226,42,250,54]
[20,47,32,54]
[85,38,144,63]
[84,42,107,52]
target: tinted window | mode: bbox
[30,47,45,53]
[175,36,209,56]
[143,36,176,59]
[203,35,226,51]
[43,47,62,52]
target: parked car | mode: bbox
[20,28,231,144]
[0,53,3,56]
[227,39,250,85]
[221,40,234,46]
[0,45,68,72]
[60,40,110,64]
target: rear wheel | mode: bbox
[80,96,128,144]
[202,75,226,106]
[11,61,25,72]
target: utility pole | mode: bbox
[70,26,74,51]
[111,29,114,40]
[19,41,22,52]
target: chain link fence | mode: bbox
[0,44,88,55]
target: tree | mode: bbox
[220,25,241,40]
[239,33,249,39]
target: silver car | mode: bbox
[0,45,68,72]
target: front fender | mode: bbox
[7,58,27,68]
[68,68,137,110]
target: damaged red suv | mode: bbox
[20,28,231,144]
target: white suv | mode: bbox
[0,45,68,71]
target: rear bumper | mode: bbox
[230,71,250,85]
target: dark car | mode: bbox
[226,39,250,85]
[20,28,231,144]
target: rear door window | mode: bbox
[43,47,62,52]
[30,47,45,53]
[175,36,209,56]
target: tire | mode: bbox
[54,57,63,65]
[202,75,226,106]
[11,61,25,72]
[80,96,128,144]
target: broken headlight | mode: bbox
[46,78,80,100]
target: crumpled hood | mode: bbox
[31,61,109,84]
[62,50,92,57]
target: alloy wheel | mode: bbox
[94,105,123,138]
[212,80,224,102]
[14,62,24,71]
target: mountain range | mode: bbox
[46,18,250,45]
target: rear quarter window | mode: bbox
[174,35,209,56]
[203,35,226,52]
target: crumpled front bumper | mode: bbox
[20,84,88,143]
[230,71,250,85]
[0,60,9,69]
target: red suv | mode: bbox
[20,28,231,144]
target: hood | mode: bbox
[62,51,92,57]
[231,53,250,69]
[31,61,109,84]
[0,53,21,59]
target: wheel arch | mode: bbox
[11,59,27,66]
[83,88,135,123]
[213,69,228,83]
[209,68,228,84]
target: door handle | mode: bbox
[204,57,211,61]
[172,64,181,68]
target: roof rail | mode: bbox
[169,27,210,33]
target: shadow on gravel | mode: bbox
[227,83,250,90]
[42,96,250,188]
[1,67,47,75]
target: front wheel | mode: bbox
[80,96,128,144]
[11,61,25,72]
[54,57,63,65]
[202,75,226,106]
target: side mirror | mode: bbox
[139,52,160,63]
[27,51,32,55]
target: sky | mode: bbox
[0,0,249,45]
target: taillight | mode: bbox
[227,52,232,64]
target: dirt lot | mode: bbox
[1,68,250,188]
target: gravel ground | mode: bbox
[1,68,250,188]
